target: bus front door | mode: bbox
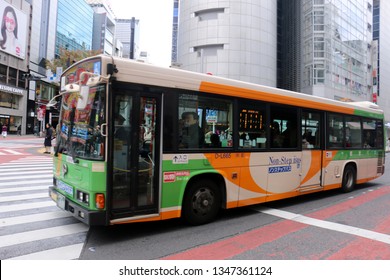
[110,91,160,221]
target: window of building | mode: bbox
[18,71,27,88]
[8,68,17,86]
[0,92,19,109]
[194,8,224,21]
[0,64,6,83]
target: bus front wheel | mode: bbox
[341,165,356,193]
[182,179,221,225]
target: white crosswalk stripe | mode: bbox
[0,156,88,260]
[0,149,26,156]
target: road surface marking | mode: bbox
[1,149,23,155]
[0,201,55,213]
[0,174,52,182]
[0,185,48,193]
[0,223,88,249]
[0,179,52,187]
[0,170,52,176]
[255,206,390,245]
[0,211,71,227]
[8,243,85,260]
[0,192,48,202]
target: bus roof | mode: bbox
[82,55,384,119]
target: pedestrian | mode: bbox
[2,124,7,138]
[17,124,21,136]
[44,123,53,154]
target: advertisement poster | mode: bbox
[0,0,27,59]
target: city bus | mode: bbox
[49,55,385,226]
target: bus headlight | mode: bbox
[76,190,89,205]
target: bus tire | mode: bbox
[182,179,221,225]
[341,164,356,193]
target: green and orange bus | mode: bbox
[49,55,385,226]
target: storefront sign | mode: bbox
[0,84,26,95]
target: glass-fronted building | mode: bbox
[55,0,93,56]
[278,0,373,102]
[373,0,390,127]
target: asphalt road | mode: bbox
[80,154,390,260]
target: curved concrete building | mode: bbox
[177,0,277,87]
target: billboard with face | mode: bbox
[0,0,27,59]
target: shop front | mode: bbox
[0,84,26,135]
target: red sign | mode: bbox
[37,106,46,121]
[372,93,377,103]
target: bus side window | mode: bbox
[302,110,321,149]
[238,104,267,149]
[327,113,343,149]
[270,105,298,149]
[178,93,233,150]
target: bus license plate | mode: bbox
[57,193,65,210]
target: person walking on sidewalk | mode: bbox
[2,124,7,138]
[44,123,53,154]
[17,124,21,136]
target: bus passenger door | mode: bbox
[300,110,323,192]
[110,90,160,221]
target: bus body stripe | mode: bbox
[200,81,355,114]
[301,151,322,186]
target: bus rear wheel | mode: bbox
[182,179,221,225]
[341,165,356,193]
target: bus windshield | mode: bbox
[56,84,106,160]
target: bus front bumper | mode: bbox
[49,187,107,226]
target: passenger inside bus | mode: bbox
[302,129,315,148]
[281,121,297,148]
[179,112,204,148]
[210,133,221,147]
[271,121,282,147]
[114,114,128,142]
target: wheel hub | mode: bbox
[192,188,214,216]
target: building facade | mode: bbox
[27,0,58,135]
[171,0,179,63]
[86,0,116,55]
[177,0,278,87]
[115,18,140,59]
[297,0,373,102]
[373,0,390,126]
[55,0,93,55]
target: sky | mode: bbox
[109,0,173,67]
